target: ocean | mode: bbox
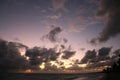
[2,73,106,80]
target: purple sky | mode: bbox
[0,0,120,60]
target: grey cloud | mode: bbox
[90,0,120,43]
[60,44,65,49]
[63,38,68,43]
[44,62,58,71]
[80,50,97,63]
[86,60,112,69]
[52,0,68,12]
[0,39,29,72]
[43,27,62,43]
[62,50,76,59]
[97,47,112,61]
[113,49,120,57]
[80,47,113,69]
[111,49,120,62]
[25,47,60,66]
[47,13,61,20]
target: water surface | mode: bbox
[2,73,106,80]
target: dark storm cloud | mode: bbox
[113,49,120,57]
[43,27,62,42]
[86,60,112,69]
[80,50,97,63]
[0,39,29,72]
[97,47,112,61]
[62,50,76,59]
[90,0,120,43]
[80,47,113,68]
[111,49,120,62]
[25,47,60,66]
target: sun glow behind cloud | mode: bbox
[0,0,119,73]
[60,59,73,68]
[78,64,87,68]
[50,61,61,68]
[39,62,45,69]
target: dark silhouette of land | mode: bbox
[103,54,120,80]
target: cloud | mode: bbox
[80,50,97,63]
[60,44,65,49]
[87,0,99,4]
[0,38,74,71]
[42,26,62,43]
[52,0,68,12]
[62,50,76,59]
[47,13,61,20]
[113,49,120,57]
[90,0,120,43]
[13,37,21,41]
[80,47,113,69]
[111,49,120,61]
[86,60,112,69]
[67,26,85,33]
[97,47,112,61]
[0,39,29,72]
[63,38,68,43]
[65,16,88,33]
[79,48,86,51]
[25,47,60,67]
[44,62,59,70]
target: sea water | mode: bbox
[3,73,106,80]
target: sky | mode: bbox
[0,0,120,72]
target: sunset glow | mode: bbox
[24,69,32,73]
[0,0,120,74]
[39,62,45,69]
[78,64,87,68]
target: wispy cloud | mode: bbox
[52,0,68,12]
[47,13,61,20]
[14,37,20,41]
[66,25,85,33]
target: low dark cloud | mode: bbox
[80,50,97,63]
[43,27,62,43]
[0,39,29,72]
[113,49,120,57]
[111,49,120,61]
[80,47,113,69]
[26,47,60,66]
[62,50,76,59]
[86,60,112,69]
[90,0,120,44]
[97,47,112,61]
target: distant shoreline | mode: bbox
[6,71,103,75]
